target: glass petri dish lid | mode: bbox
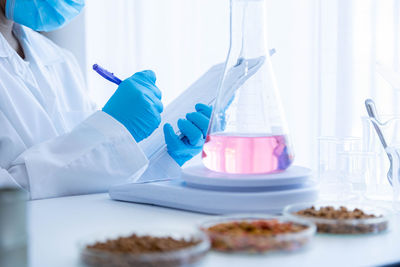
[283,202,391,235]
[199,214,316,254]
[79,228,210,267]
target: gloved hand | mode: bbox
[164,103,212,166]
[103,70,163,142]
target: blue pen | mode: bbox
[92,64,122,85]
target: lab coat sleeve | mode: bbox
[8,111,149,200]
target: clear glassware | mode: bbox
[338,151,378,196]
[317,137,362,201]
[386,146,400,212]
[362,116,400,203]
[361,116,389,199]
[202,0,293,174]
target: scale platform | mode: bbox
[109,165,318,214]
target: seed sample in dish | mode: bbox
[201,216,315,253]
[81,232,210,267]
[284,203,390,235]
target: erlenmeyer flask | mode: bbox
[202,0,294,174]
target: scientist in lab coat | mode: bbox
[0,0,212,199]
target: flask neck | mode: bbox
[230,0,269,59]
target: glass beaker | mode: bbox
[317,136,364,201]
[202,0,293,174]
[385,146,400,212]
[362,116,400,203]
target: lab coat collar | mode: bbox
[12,24,63,66]
[0,24,62,65]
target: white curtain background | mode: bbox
[84,0,230,106]
[48,0,400,169]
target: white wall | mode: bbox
[84,0,230,107]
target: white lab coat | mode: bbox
[0,24,150,199]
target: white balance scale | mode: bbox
[109,165,318,214]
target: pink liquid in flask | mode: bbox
[202,134,293,174]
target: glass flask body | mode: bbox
[202,0,294,174]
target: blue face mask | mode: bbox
[5,0,85,32]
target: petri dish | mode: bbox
[79,228,210,267]
[283,202,391,235]
[199,214,316,254]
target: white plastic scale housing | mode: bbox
[109,165,318,214]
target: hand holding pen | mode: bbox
[94,64,163,142]
[92,64,212,166]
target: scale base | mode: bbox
[109,165,318,214]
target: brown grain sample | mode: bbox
[295,206,388,234]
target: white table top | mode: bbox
[29,193,400,267]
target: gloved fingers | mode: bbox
[186,112,209,137]
[163,123,181,146]
[164,123,204,166]
[136,109,161,137]
[195,103,212,118]
[177,119,202,145]
[146,83,162,100]
[143,93,164,113]
[141,104,161,124]
[133,70,156,83]
[181,136,191,146]
[148,105,162,125]
[132,71,162,100]
[141,70,157,83]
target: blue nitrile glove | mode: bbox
[164,103,212,166]
[103,70,163,142]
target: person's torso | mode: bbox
[0,24,95,168]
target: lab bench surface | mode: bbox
[29,193,400,267]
